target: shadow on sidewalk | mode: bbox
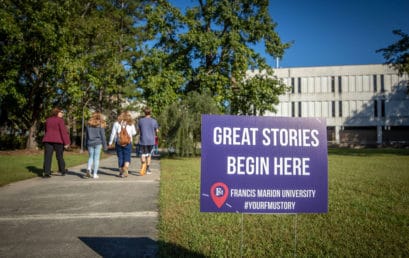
[79,236,157,257]
[79,236,207,258]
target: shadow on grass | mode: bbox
[79,237,206,258]
[328,147,409,156]
[157,240,207,258]
[26,166,43,176]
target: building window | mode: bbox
[380,75,385,92]
[339,101,343,117]
[331,76,335,92]
[331,101,336,117]
[374,100,378,117]
[291,102,295,117]
[373,75,377,92]
[298,102,302,117]
[291,78,295,93]
[298,77,301,93]
[374,99,385,117]
[338,76,342,93]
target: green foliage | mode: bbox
[1,0,290,150]
[231,68,291,115]
[0,0,152,149]
[0,0,69,139]
[376,30,409,77]
[134,0,291,116]
[0,135,26,150]
[158,91,220,156]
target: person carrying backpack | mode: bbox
[109,111,136,177]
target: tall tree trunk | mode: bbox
[26,121,38,150]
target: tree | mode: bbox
[59,0,149,146]
[1,0,290,150]
[132,0,187,115]
[0,0,151,149]
[134,0,291,115]
[0,0,73,149]
[231,69,289,115]
[158,90,220,156]
[376,30,409,77]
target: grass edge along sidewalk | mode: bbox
[158,148,409,257]
[1,148,409,257]
[0,150,92,187]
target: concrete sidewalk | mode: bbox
[0,151,160,258]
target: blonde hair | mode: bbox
[88,112,107,128]
[117,111,134,125]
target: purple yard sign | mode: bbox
[200,115,328,214]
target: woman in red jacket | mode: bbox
[42,107,71,177]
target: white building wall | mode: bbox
[247,64,409,145]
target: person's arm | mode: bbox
[128,124,136,144]
[131,124,137,136]
[155,120,159,134]
[101,127,108,150]
[85,126,89,148]
[59,119,71,148]
[108,122,118,146]
[136,120,140,135]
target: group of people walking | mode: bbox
[42,107,159,179]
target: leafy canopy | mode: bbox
[376,29,409,77]
[134,0,291,115]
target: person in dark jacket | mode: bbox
[85,112,108,179]
[42,107,70,177]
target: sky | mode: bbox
[169,0,409,68]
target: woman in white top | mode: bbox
[109,111,136,177]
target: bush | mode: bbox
[0,134,26,150]
[158,91,220,157]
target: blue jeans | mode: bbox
[87,144,102,174]
[116,143,132,168]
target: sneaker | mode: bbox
[85,170,91,178]
[93,174,99,179]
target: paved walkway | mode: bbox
[0,151,160,258]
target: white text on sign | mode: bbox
[213,127,320,147]
[226,156,311,176]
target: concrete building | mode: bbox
[253,64,409,147]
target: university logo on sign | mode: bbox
[200,115,328,213]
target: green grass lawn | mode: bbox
[0,150,91,186]
[158,148,409,257]
[1,148,408,256]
